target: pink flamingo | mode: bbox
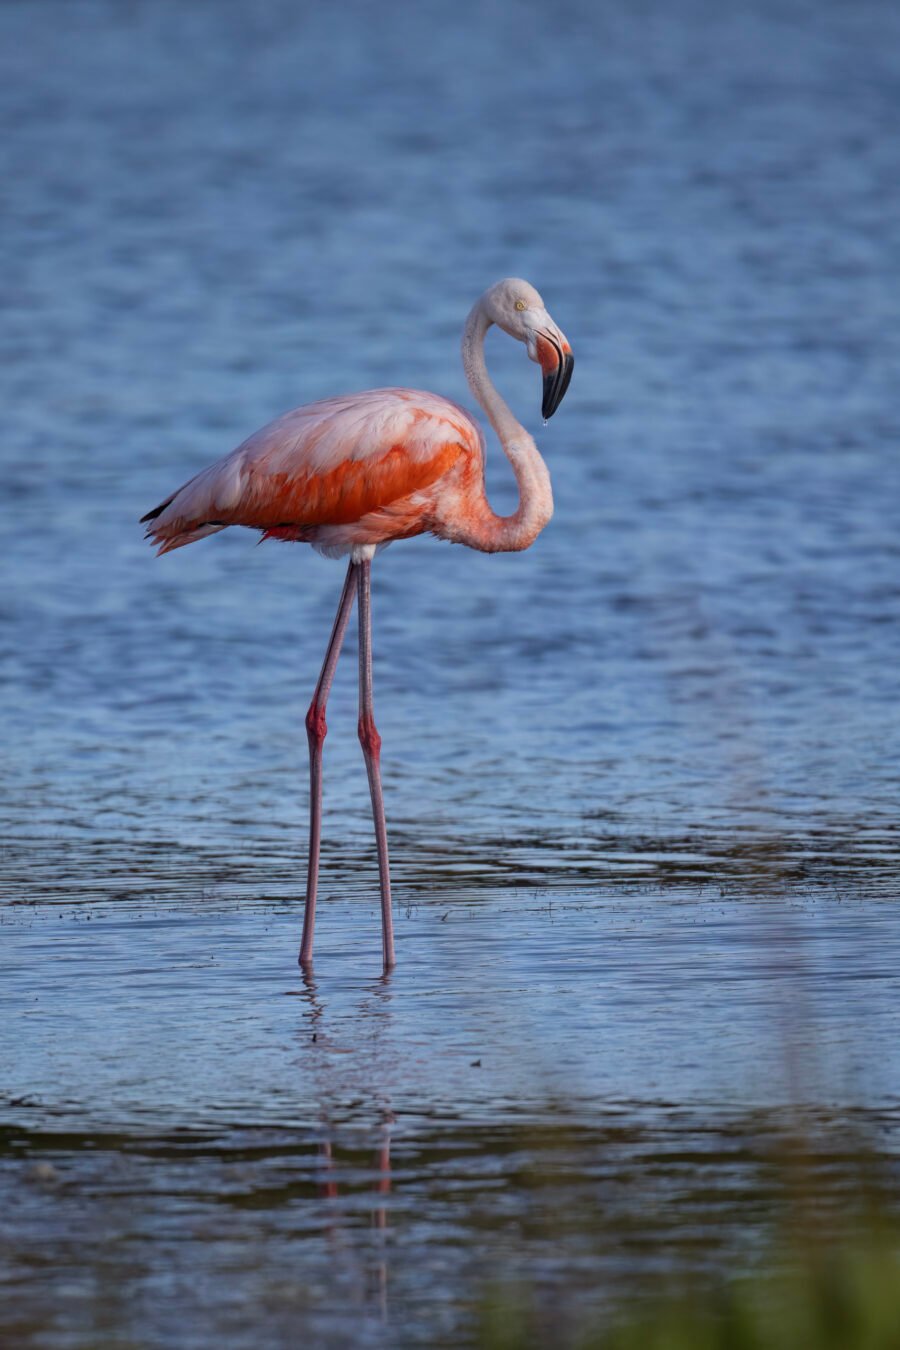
[141,279,574,970]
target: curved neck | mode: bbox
[454,301,553,553]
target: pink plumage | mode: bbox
[141,278,573,971]
[142,388,485,558]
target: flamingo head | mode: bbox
[482,278,574,419]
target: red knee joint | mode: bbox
[357,714,381,758]
[306,703,327,745]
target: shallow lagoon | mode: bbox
[3,0,900,1343]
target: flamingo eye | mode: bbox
[514,300,526,311]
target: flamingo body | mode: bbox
[143,388,485,558]
[142,278,573,971]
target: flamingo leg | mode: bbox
[299,561,358,967]
[356,559,396,969]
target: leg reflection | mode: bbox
[299,968,394,1321]
[369,1122,392,1319]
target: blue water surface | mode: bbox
[2,1,900,1345]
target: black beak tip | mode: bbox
[541,353,574,419]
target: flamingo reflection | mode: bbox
[300,969,395,1320]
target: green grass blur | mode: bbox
[481,1238,900,1349]
[478,1124,900,1350]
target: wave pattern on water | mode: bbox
[2,0,900,1343]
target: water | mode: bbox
[2,0,900,1344]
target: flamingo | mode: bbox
[141,278,574,971]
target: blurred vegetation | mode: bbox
[480,1225,900,1350]
[478,1123,900,1350]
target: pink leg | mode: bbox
[299,562,358,967]
[356,559,396,969]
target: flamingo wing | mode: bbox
[142,389,482,555]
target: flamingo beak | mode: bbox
[536,330,575,419]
